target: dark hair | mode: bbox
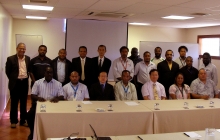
[203,52,211,58]
[155,47,162,52]
[98,45,106,51]
[79,46,87,52]
[98,71,107,76]
[165,50,174,56]
[186,56,192,60]
[174,72,185,89]
[16,42,26,48]
[59,48,66,52]
[178,46,188,52]
[143,51,151,56]
[120,46,129,52]
[38,45,47,50]
[149,69,158,75]
[122,70,130,75]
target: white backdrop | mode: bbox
[139,41,199,68]
[66,19,128,80]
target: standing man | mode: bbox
[27,67,64,140]
[112,46,134,82]
[180,56,198,86]
[175,46,188,69]
[151,47,165,66]
[63,71,89,101]
[5,43,30,128]
[89,72,115,101]
[190,68,219,99]
[142,69,166,100]
[134,51,156,100]
[157,50,179,98]
[199,52,218,86]
[114,70,137,101]
[51,49,72,86]
[72,46,94,89]
[30,45,51,87]
[128,47,143,67]
[92,45,111,83]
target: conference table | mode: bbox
[34,99,220,140]
[33,101,153,140]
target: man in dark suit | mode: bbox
[92,45,111,83]
[51,49,72,86]
[89,72,115,100]
[72,46,94,89]
[5,43,30,128]
[157,50,179,98]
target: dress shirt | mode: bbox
[190,78,218,98]
[151,57,165,66]
[175,57,186,69]
[32,78,64,100]
[134,61,156,84]
[98,56,104,66]
[80,57,86,63]
[18,55,28,79]
[141,80,166,100]
[63,82,89,101]
[199,63,218,86]
[114,81,137,101]
[57,58,66,83]
[112,57,134,81]
[169,84,190,99]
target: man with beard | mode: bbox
[134,51,156,100]
[199,52,218,86]
[30,45,51,87]
[151,47,164,66]
[157,50,179,98]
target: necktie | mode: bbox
[153,84,159,100]
[98,59,102,70]
[101,84,105,92]
[81,59,85,81]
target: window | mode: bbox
[197,35,220,59]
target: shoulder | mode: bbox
[106,83,113,88]
[157,82,165,88]
[184,84,190,88]
[7,54,16,60]
[191,78,199,84]
[52,57,58,62]
[104,57,111,62]
[92,56,98,60]
[66,58,72,64]
[172,61,179,66]
[63,83,70,89]
[52,79,62,85]
[45,56,52,61]
[129,82,135,88]
[79,82,88,89]
[72,57,80,61]
[25,55,30,60]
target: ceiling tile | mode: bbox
[55,0,99,9]
[177,0,220,9]
[141,0,192,6]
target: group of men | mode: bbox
[5,43,219,140]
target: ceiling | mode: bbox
[2,0,220,28]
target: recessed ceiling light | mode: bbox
[26,16,47,20]
[129,22,150,26]
[162,15,194,20]
[22,5,53,11]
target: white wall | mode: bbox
[0,4,13,118]
[128,25,187,52]
[12,18,66,59]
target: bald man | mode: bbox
[63,71,90,101]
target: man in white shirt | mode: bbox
[142,69,166,100]
[134,51,156,100]
[114,70,137,101]
[151,47,164,66]
[63,71,89,101]
[112,46,134,82]
[198,52,218,86]
[175,46,188,69]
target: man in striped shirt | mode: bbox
[27,66,64,140]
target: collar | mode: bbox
[121,81,129,87]
[198,78,206,84]
[203,63,211,67]
[153,57,164,60]
[150,80,157,85]
[100,82,106,86]
[80,57,86,61]
[17,55,25,60]
[120,57,128,62]
[43,78,53,83]
[179,57,186,61]
[57,58,66,62]
[70,82,79,87]
[141,61,154,66]
[98,56,105,60]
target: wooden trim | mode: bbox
[199,55,220,60]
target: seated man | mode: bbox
[27,66,64,140]
[142,69,166,100]
[63,71,89,101]
[114,70,137,100]
[190,68,219,99]
[89,71,115,101]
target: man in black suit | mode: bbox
[92,45,111,83]
[157,50,179,98]
[5,43,30,128]
[72,46,94,89]
[89,72,115,100]
[51,49,72,86]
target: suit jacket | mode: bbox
[72,57,94,88]
[5,54,30,90]
[157,60,179,96]
[92,56,111,82]
[89,82,115,101]
[179,66,198,86]
[51,57,72,86]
